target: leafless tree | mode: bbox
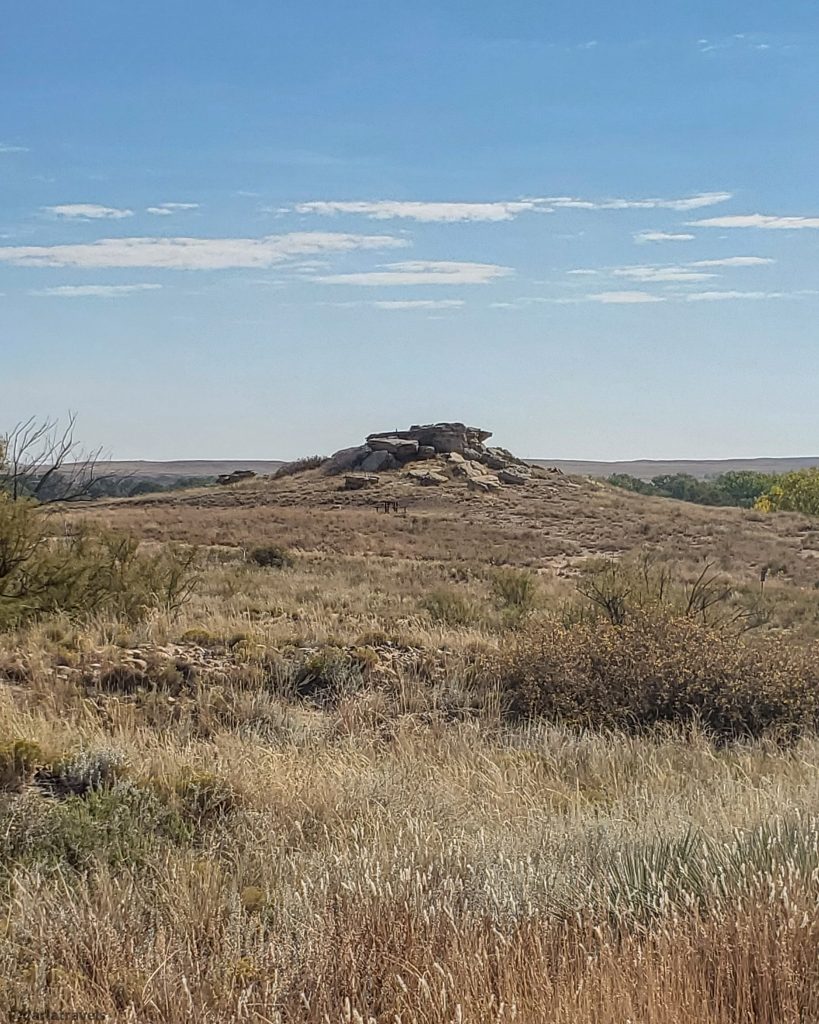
[0,413,108,504]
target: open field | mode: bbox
[3,471,819,1020]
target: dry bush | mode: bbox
[272,455,326,479]
[490,614,819,738]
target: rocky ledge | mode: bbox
[322,421,547,492]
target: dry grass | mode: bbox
[2,475,819,1020]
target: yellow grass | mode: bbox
[2,475,819,1020]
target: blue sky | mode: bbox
[2,1,818,460]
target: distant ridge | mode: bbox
[94,460,285,480]
[528,457,819,481]
[95,456,819,483]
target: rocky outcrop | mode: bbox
[322,421,533,493]
[323,445,370,476]
[367,422,491,455]
[367,436,420,459]
[216,470,257,486]
[360,450,397,473]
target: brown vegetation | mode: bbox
[2,471,819,1020]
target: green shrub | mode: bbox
[0,781,191,876]
[491,567,538,619]
[421,587,482,627]
[249,544,294,569]
[35,748,127,798]
[0,495,201,628]
[172,769,239,825]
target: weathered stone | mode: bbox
[342,474,378,490]
[406,467,448,486]
[367,435,420,459]
[452,458,490,481]
[498,468,530,485]
[360,450,397,473]
[217,469,257,486]
[484,454,509,471]
[486,446,525,466]
[416,446,437,460]
[323,445,370,475]
[467,475,500,492]
[368,422,492,456]
[462,447,484,462]
[445,451,465,465]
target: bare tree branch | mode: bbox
[0,413,110,504]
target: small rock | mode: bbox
[407,468,448,486]
[498,468,530,485]
[342,475,379,490]
[416,446,437,460]
[467,475,500,492]
[463,447,484,462]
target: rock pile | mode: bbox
[323,422,534,491]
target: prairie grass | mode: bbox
[3,478,819,1019]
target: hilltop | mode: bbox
[85,421,819,591]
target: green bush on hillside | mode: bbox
[0,493,200,629]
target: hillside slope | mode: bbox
[85,463,819,589]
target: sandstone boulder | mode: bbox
[406,467,448,486]
[360,450,397,473]
[498,468,530,486]
[343,474,378,490]
[367,435,420,459]
[368,422,492,456]
[323,445,370,475]
[467,475,500,493]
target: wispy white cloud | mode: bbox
[0,233,408,270]
[612,265,715,283]
[317,260,512,286]
[292,200,546,222]
[331,298,465,310]
[682,290,813,302]
[0,143,28,154]
[290,191,732,222]
[689,256,774,267]
[691,213,819,230]
[635,231,696,243]
[587,291,667,304]
[45,204,134,220]
[372,299,464,310]
[546,191,732,212]
[32,284,162,298]
[698,34,785,55]
[591,257,773,284]
[146,202,200,216]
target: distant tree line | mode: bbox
[609,468,819,517]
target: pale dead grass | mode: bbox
[3,476,819,1019]
[1,682,819,1020]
